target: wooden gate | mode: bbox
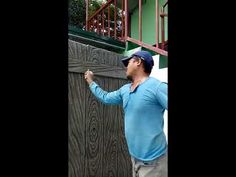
[68,40,132,177]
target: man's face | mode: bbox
[125,57,140,81]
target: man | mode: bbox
[84,50,168,177]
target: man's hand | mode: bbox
[84,69,94,85]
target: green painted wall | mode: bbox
[130,0,168,45]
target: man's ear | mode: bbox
[136,58,143,66]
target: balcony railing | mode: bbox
[160,1,168,50]
[86,0,125,41]
[85,0,168,56]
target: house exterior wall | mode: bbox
[150,55,168,141]
[130,0,168,45]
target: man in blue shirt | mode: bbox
[84,50,168,177]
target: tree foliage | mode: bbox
[68,0,86,28]
[69,0,123,38]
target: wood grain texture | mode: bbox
[68,40,132,177]
[102,77,119,177]
[68,40,127,79]
[85,80,103,177]
[69,73,86,177]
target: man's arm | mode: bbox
[84,70,122,105]
[156,82,168,110]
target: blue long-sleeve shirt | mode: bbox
[89,77,168,161]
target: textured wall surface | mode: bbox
[68,40,131,177]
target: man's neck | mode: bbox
[130,74,149,92]
[132,74,148,84]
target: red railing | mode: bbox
[86,0,125,41]
[85,0,168,56]
[126,0,167,56]
[160,1,168,50]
